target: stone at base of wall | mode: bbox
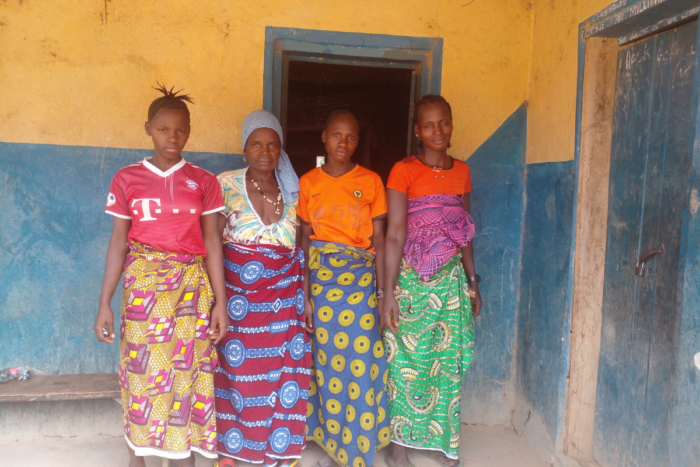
[0,399,123,441]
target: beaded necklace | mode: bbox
[247,174,282,215]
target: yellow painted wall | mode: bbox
[0,0,533,159]
[526,0,616,163]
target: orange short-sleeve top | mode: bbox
[298,164,387,252]
[386,156,471,199]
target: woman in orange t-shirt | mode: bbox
[382,95,480,467]
[299,110,390,467]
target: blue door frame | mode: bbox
[262,27,443,154]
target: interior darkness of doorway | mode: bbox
[284,60,413,183]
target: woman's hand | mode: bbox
[303,298,315,333]
[380,295,400,334]
[469,283,482,318]
[209,302,229,345]
[93,303,115,344]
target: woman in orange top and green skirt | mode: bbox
[382,95,482,467]
[299,110,390,467]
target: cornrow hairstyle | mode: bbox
[147,83,194,122]
[413,94,453,149]
[323,109,358,131]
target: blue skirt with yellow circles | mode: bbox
[305,241,390,467]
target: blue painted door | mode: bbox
[594,21,697,467]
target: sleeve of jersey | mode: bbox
[297,177,311,224]
[386,162,408,193]
[105,173,132,219]
[464,164,472,193]
[202,175,225,215]
[370,175,388,220]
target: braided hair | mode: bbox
[323,109,358,131]
[413,95,453,149]
[147,83,194,122]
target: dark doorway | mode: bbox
[283,61,414,183]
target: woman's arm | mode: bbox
[94,217,132,343]
[372,217,387,303]
[461,192,482,317]
[380,189,408,333]
[218,212,226,238]
[201,213,229,345]
[300,221,315,333]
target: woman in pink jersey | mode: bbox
[94,84,229,467]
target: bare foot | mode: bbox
[127,446,146,467]
[431,453,457,467]
[179,453,196,467]
[387,443,414,467]
[317,454,340,467]
[418,450,459,467]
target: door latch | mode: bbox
[635,244,665,277]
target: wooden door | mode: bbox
[594,21,697,467]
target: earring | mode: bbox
[243,155,247,162]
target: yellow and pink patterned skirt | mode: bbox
[119,241,217,460]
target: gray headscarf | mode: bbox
[242,110,299,204]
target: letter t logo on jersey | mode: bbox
[132,198,161,221]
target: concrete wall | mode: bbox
[0,0,537,435]
[0,143,244,373]
[526,0,616,163]
[513,161,576,461]
[0,0,533,369]
[463,104,527,425]
[0,0,532,159]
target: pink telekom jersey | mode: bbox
[105,158,224,256]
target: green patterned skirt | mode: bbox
[383,254,474,459]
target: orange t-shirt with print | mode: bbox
[298,165,387,252]
[386,155,471,199]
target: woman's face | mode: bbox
[145,109,190,161]
[244,128,281,172]
[414,102,453,152]
[322,114,359,164]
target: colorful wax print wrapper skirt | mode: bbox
[306,241,391,467]
[384,254,474,458]
[215,243,312,465]
[119,242,217,459]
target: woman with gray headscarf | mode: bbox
[213,110,313,467]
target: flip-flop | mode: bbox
[384,453,416,467]
[217,458,237,467]
[416,450,462,467]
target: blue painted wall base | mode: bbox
[462,103,526,424]
[0,143,244,374]
[514,160,576,457]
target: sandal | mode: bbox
[416,451,462,467]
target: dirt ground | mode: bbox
[1,424,547,467]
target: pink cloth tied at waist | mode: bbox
[403,194,476,281]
